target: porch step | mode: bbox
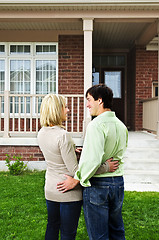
[124,170,159,183]
[124,148,159,159]
[124,159,159,171]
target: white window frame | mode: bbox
[0,42,58,116]
[152,81,158,97]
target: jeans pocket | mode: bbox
[89,186,109,206]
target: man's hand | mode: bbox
[57,175,80,193]
[107,159,119,172]
[75,147,83,153]
[75,147,83,162]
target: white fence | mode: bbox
[0,91,84,138]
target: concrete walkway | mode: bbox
[124,131,159,192]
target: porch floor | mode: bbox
[124,131,159,192]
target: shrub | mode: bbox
[5,154,27,175]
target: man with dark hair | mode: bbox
[57,84,128,240]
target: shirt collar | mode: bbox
[99,111,116,118]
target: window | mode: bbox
[10,45,30,54]
[0,45,5,54]
[0,43,58,114]
[93,55,125,68]
[0,60,5,93]
[152,82,158,97]
[36,60,56,94]
[10,60,31,113]
[36,45,56,55]
[0,59,5,113]
[10,60,31,94]
[105,71,122,98]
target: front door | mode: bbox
[102,69,125,123]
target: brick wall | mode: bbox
[58,35,84,94]
[58,35,84,131]
[135,47,158,130]
[0,145,81,163]
[0,146,44,161]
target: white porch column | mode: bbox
[157,23,159,139]
[83,18,93,136]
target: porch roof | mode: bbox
[0,0,159,50]
[0,0,159,8]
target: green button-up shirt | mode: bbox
[74,111,128,187]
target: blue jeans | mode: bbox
[83,176,125,240]
[45,199,82,240]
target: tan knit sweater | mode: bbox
[37,126,82,202]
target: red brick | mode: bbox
[0,146,43,162]
[135,47,158,130]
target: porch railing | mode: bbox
[0,91,84,138]
[142,97,158,133]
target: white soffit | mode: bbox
[93,21,151,49]
[0,21,83,30]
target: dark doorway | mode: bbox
[93,54,126,124]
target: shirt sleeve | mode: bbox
[74,122,106,187]
[58,131,78,176]
[95,161,110,174]
[126,129,128,147]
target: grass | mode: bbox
[0,171,159,240]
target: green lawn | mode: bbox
[0,171,158,240]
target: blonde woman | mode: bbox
[38,94,82,240]
[38,93,119,240]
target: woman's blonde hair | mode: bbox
[40,93,66,127]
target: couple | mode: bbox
[38,84,128,240]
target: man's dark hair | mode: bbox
[86,84,113,109]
